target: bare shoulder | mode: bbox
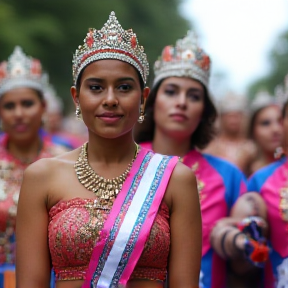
[165,162,198,208]
[24,148,80,180]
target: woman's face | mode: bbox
[0,87,45,143]
[253,105,283,153]
[154,77,205,140]
[71,59,149,139]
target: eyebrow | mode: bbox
[85,77,136,83]
[165,83,202,92]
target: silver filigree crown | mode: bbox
[153,31,211,89]
[218,91,247,113]
[250,90,278,113]
[42,73,63,113]
[274,74,288,107]
[72,11,149,85]
[0,46,44,96]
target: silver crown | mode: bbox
[217,91,247,113]
[250,90,278,113]
[0,46,44,96]
[275,74,288,107]
[153,31,211,89]
[42,73,63,113]
[72,11,149,85]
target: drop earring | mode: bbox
[76,105,82,120]
[138,108,144,124]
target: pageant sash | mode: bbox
[82,149,178,288]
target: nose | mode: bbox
[176,92,187,109]
[102,87,118,108]
[14,105,24,118]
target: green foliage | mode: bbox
[248,30,288,99]
[0,0,191,111]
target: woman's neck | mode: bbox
[258,149,275,165]
[152,128,191,157]
[87,130,136,165]
[7,136,42,164]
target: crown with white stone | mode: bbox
[250,90,278,113]
[0,46,43,96]
[274,74,288,107]
[153,31,211,88]
[72,11,149,85]
[218,91,247,113]
[42,73,63,113]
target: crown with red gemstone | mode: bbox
[72,11,149,85]
[0,46,43,96]
[153,31,211,88]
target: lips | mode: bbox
[96,112,123,124]
[14,123,28,133]
[169,113,188,122]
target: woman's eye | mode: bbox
[119,84,131,91]
[22,100,34,107]
[3,103,14,110]
[260,120,271,126]
[164,89,176,96]
[188,94,201,101]
[89,85,102,91]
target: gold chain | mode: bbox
[75,142,139,204]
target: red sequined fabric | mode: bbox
[0,134,67,265]
[48,198,170,282]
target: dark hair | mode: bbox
[75,63,145,93]
[282,100,288,118]
[248,108,263,139]
[135,78,218,149]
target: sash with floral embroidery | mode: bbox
[82,148,178,288]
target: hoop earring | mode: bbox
[138,109,144,124]
[76,105,82,120]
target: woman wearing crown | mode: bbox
[135,31,248,288]
[240,77,288,288]
[16,12,202,288]
[247,91,283,176]
[0,47,67,288]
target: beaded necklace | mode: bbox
[75,142,139,204]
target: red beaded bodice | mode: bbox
[48,197,170,282]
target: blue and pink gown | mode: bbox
[248,157,288,288]
[141,142,247,288]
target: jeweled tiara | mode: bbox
[72,11,149,85]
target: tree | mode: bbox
[0,0,191,111]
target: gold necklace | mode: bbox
[75,142,139,204]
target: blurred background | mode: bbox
[0,0,287,112]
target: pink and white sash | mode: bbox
[82,148,178,288]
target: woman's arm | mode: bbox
[16,159,52,288]
[167,162,202,288]
[210,192,268,275]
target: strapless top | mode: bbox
[48,197,170,282]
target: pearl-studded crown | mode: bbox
[153,31,211,89]
[72,11,149,85]
[0,46,43,96]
